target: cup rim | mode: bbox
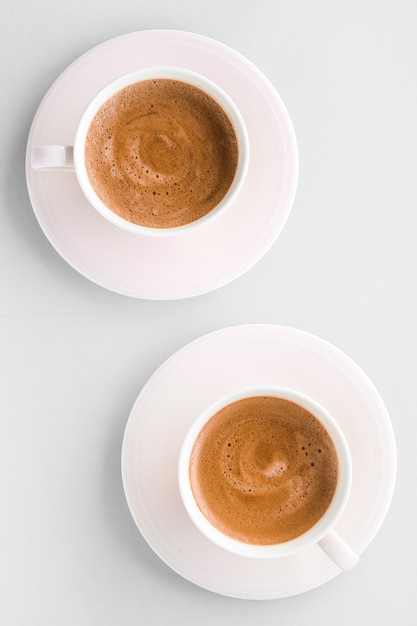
[178,386,352,558]
[72,65,250,236]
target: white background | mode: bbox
[1,1,416,623]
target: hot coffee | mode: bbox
[189,395,338,545]
[84,78,239,228]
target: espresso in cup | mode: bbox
[84,78,239,229]
[180,387,357,568]
[31,67,248,235]
[189,395,339,546]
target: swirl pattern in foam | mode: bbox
[189,396,338,545]
[84,79,239,228]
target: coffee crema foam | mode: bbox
[189,396,338,545]
[84,79,239,228]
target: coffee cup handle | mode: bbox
[318,529,359,571]
[31,145,74,169]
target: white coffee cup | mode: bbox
[31,66,249,236]
[178,386,359,571]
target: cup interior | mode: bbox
[178,386,352,558]
[73,66,249,236]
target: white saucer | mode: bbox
[121,324,396,599]
[25,30,298,300]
